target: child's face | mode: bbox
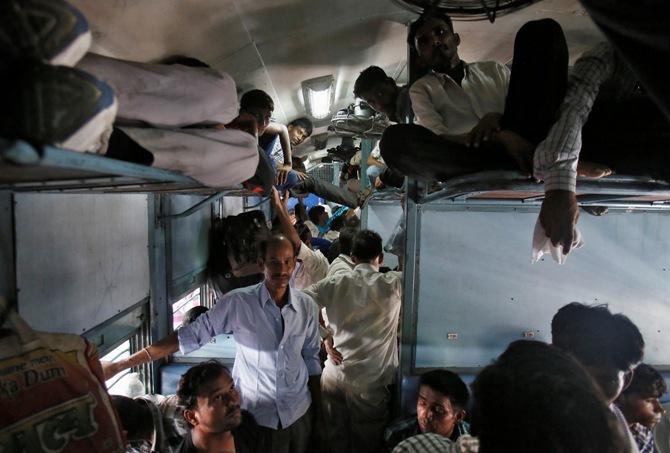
[624,394,666,428]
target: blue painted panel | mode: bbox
[415,207,670,368]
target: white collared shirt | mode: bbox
[410,61,510,136]
[303,264,402,386]
[292,243,329,290]
[327,253,355,277]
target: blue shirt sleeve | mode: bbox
[177,295,237,354]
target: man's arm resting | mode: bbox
[101,332,179,380]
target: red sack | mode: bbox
[0,299,125,452]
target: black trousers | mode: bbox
[290,177,359,208]
[380,19,670,184]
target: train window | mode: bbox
[102,340,133,394]
[172,287,202,330]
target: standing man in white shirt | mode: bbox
[302,229,403,453]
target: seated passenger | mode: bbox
[323,214,345,242]
[259,117,313,186]
[552,302,645,452]
[393,340,628,453]
[385,370,469,451]
[616,363,667,453]
[306,205,328,238]
[112,393,185,452]
[175,360,258,453]
[470,340,627,453]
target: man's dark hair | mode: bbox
[289,117,314,136]
[472,340,627,453]
[351,229,383,262]
[308,205,326,224]
[257,233,297,260]
[419,369,469,410]
[622,363,667,398]
[551,302,644,370]
[407,10,455,48]
[111,395,153,441]
[177,360,230,412]
[338,226,357,256]
[329,215,345,232]
[344,215,361,229]
[240,89,274,112]
[182,306,209,327]
[354,66,391,98]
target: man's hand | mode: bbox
[539,190,580,254]
[468,113,502,148]
[495,130,534,177]
[270,187,289,212]
[294,171,309,181]
[323,336,343,365]
[276,164,293,186]
[374,176,385,189]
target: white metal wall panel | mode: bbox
[15,193,149,334]
[366,202,403,269]
[415,207,670,368]
[168,195,210,299]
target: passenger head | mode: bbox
[416,370,468,439]
[257,234,297,291]
[182,306,209,327]
[552,302,644,403]
[344,215,361,230]
[240,89,274,135]
[353,66,399,121]
[472,340,628,453]
[177,360,241,434]
[351,229,383,265]
[111,395,154,442]
[616,363,667,429]
[338,226,357,256]
[287,117,313,147]
[329,215,345,232]
[408,11,460,72]
[308,205,328,226]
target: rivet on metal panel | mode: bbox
[447,333,459,340]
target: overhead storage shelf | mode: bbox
[0,139,251,196]
[416,171,670,207]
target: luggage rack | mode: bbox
[0,139,254,196]
[413,171,670,207]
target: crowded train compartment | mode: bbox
[1,0,670,452]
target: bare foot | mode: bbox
[577,161,613,178]
[495,130,534,177]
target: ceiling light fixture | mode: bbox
[302,75,335,120]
